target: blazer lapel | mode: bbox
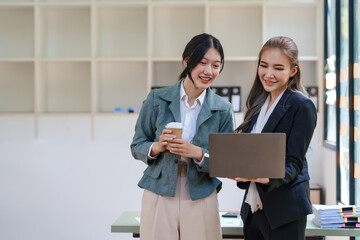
[196,88,225,130]
[262,90,292,133]
[196,101,212,130]
[159,81,182,122]
[169,100,181,123]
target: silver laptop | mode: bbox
[209,133,286,179]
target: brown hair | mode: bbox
[235,36,306,133]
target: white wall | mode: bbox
[0,114,246,240]
[0,115,145,240]
[0,112,329,240]
[308,125,323,185]
[322,146,337,204]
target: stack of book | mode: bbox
[312,204,360,228]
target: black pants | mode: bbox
[244,209,307,240]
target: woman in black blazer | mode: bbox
[231,36,317,240]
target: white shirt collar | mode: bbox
[180,80,206,107]
[252,88,287,133]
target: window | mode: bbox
[338,0,351,205]
[326,0,360,215]
[325,0,337,144]
[354,0,359,230]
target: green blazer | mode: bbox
[131,80,235,200]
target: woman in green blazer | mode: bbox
[131,33,235,240]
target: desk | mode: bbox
[111,211,360,239]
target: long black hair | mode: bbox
[179,33,224,82]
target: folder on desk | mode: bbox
[313,219,360,228]
[313,204,360,217]
[312,204,360,228]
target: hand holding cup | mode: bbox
[150,122,183,156]
[165,122,183,141]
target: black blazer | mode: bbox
[237,89,317,229]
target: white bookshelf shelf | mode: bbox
[96,61,147,112]
[38,6,91,58]
[266,0,318,5]
[225,57,258,61]
[264,4,318,57]
[153,61,183,87]
[209,5,263,57]
[0,3,34,7]
[39,61,91,113]
[0,62,34,113]
[0,0,33,3]
[0,0,323,138]
[0,6,34,58]
[39,58,91,62]
[37,2,91,6]
[96,5,147,58]
[95,0,146,2]
[0,58,35,62]
[299,60,319,86]
[152,57,182,62]
[151,1,206,6]
[152,5,205,58]
[95,57,148,62]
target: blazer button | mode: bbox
[174,159,179,164]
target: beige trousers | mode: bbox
[140,164,222,240]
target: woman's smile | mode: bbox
[199,75,211,83]
[264,79,275,86]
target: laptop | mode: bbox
[209,133,286,179]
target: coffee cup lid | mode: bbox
[165,122,183,129]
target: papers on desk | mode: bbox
[313,204,360,228]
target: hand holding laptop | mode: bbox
[228,177,270,184]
